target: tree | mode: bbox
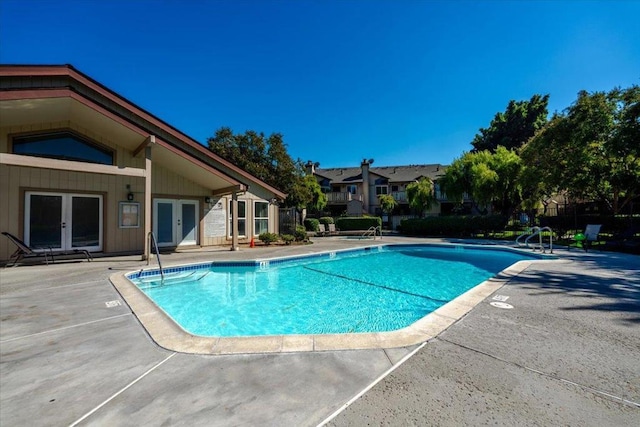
[406,177,437,217]
[378,194,398,215]
[286,174,327,211]
[521,86,640,214]
[472,94,549,152]
[378,194,398,227]
[207,127,297,194]
[440,148,523,217]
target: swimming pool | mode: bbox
[127,244,537,338]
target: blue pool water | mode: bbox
[129,245,535,337]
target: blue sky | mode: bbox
[1,0,638,168]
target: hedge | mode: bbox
[335,216,382,231]
[318,216,334,225]
[303,218,320,232]
[539,214,636,236]
[400,215,508,237]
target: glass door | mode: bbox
[179,201,198,246]
[25,192,102,252]
[154,199,176,247]
[26,193,63,251]
[153,199,199,247]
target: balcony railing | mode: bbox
[326,192,363,204]
[391,191,407,202]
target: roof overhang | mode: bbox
[0,65,286,199]
[0,91,241,192]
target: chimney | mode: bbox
[305,160,315,175]
[360,158,374,213]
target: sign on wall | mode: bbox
[204,198,226,237]
[119,202,140,228]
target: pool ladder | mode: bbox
[147,231,165,280]
[516,226,554,253]
[362,226,382,240]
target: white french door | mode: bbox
[153,199,199,247]
[25,192,103,252]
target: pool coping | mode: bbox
[109,244,551,355]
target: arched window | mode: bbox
[12,132,114,165]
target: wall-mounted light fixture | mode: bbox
[126,184,134,201]
[204,196,212,204]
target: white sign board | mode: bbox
[204,199,227,237]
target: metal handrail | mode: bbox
[362,226,382,240]
[538,226,554,254]
[516,226,539,247]
[147,232,164,280]
[515,226,553,253]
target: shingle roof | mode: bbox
[314,167,363,183]
[315,164,446,184]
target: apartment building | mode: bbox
[308,159,458,221]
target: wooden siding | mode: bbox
[1,110,281,261]
[0,163,145,260]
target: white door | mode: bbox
[25,192,103,252]
[153,199,199,247]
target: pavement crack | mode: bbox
[436,336,640,408]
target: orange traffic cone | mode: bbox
[250,236,255,248]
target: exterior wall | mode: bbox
[150,164,279,247]
[1,121,149,261]
[0,163,146,260]
[1,124,281,260]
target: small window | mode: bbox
[376,186,388,195]
[254,201,269,236]
[346,185,357,194]
[228,200,246,237]
[12,132,114,165]
[391,185,399,192]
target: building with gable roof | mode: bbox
[307,159,462,225]
[0,65,286,262]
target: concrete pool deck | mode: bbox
[1,236,638,426]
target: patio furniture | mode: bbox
[2,231,92,267]
[568,224,602,252]
[327,223,340,235]
[317,224,327,237]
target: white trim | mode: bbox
[253,200,269,236]
[24,191,103,252]
[153,198,199,247]
[228,199,247,238]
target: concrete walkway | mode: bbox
[1,237,638,426]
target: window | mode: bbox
[228,200,246,237]
[391,185,399,192]
[375,186,388,196]
[346,185,357,194]
[12,132,114,165]
[254,201,269,235]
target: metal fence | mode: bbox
[278,208,301,235]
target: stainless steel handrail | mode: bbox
[147,232,164,280]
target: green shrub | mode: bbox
[400,215,508,237]
[303,218,320,232]
[280,234,295,245]
[294,225,307,242]
[319,216,334,225]
[258,232,279,245]
[335,216,382,231]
